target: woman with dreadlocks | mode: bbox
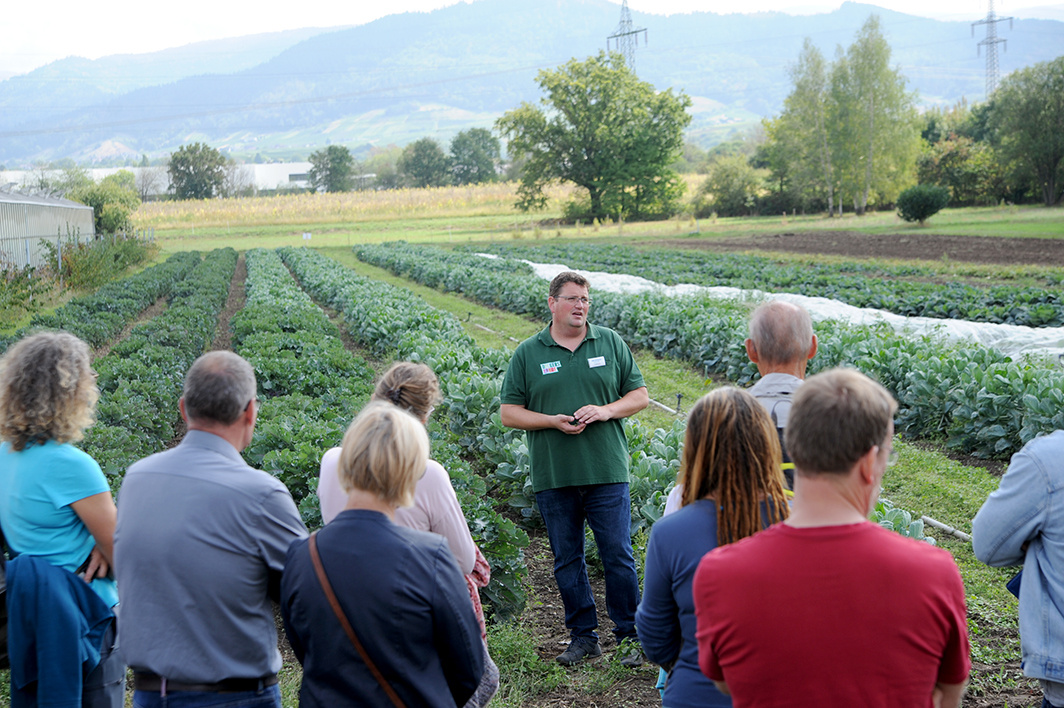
[636,387,790,708]
[318,362,498,708]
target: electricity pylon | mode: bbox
[607,0,647,73]
[972,0,1014,97]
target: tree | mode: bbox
[916,135,1005,206]
[778,39,837,214]
[988,56,1064,206]
[365,145,403,190]
[69,171,141,234]
[496,51,691,222]
[136,165,167,200]
[221,162,256,198]
[694,155,764,217]
[768,20,920,216]
[829,17,920,215]
[450,128,499,185]
[398,138,451,188]
[168,142,227,200]
[308,145,355,193]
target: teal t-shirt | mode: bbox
[500,323,645,493]
[0,439,118,607]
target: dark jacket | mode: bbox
[7,554,114,708]
[281,509,484,708]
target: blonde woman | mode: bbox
[636,387,790,708]
[0,331,123,707]
[318,362,498,707]
[283,402,483,707]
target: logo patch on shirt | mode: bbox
[587,356,606,368]
[541,361,561,375]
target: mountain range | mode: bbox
[1,0,1061,167]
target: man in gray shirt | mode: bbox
[664,299,819,514]
[115,351,306,708]
[745,300,817,488]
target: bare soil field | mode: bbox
[660,231,1064,267]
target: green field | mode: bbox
[4,185,1057,706]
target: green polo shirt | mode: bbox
[500,322,645,493]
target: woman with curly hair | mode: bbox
[636,387,790,708]
[0,331,123,707]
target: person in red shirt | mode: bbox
[692,368,970,708]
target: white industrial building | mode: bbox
[0,191,95,270]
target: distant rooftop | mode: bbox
[0,190,93,210]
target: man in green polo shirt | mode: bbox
[500,271,649,667]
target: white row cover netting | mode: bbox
[512,258,1064,363]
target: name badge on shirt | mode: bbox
[541,361,561,375]
[587,356,606,368]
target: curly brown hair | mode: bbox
[678,387,789,545]
[0,331,99,451]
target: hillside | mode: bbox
[1,0,1061,166]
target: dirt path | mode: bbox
[657,231,1064,267]
[522,533,661,707]
[211,254,246,352]
[92,296,168,360]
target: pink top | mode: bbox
[318,447,477,575]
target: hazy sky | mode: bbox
[3,0,1057,76]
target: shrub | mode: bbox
[896,184,950,225]
[693,155,763,218]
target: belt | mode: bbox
[133,672,279,694]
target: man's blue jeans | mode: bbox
[536,482,640,642]
[132,684,280,708]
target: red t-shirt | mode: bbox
[693,522,970,708]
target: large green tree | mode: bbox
[168,142,227,200]
[450,128,500,186]
[308,145,355,193]
[777,39,836,213]
[398,138,451,188]
[829,16,920,214]
[497,51,691,222]
[988,56,1064,206]
[769,18,919,216]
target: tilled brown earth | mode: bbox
[659,231,1064,267]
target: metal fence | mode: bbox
[0,194,96,270]
[0,229,156,276]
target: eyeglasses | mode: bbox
[555,295,591,306]
[872,444,899,467]
[244,398,261,412]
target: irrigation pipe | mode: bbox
[920,516,972,543]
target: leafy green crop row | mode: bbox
[474,242,1064,328]
[82,249,238,484]
[0,251,200,352]
[277,246,531,621]
[232,248,376,528]
[358,242,1064,460]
